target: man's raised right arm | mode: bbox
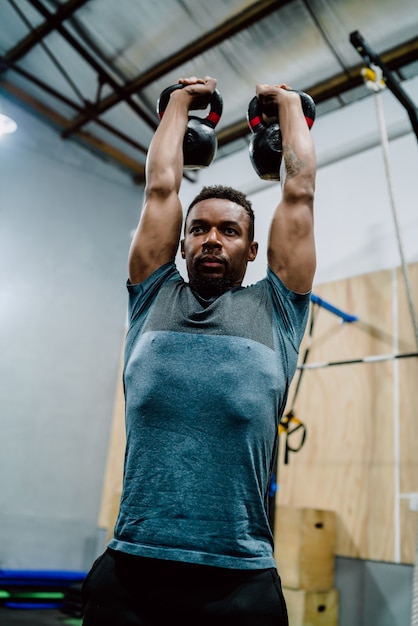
[128,76,217,284]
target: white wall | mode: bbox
[0,97,141,570]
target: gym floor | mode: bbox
[0,608,81,625]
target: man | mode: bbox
[82,76,316,626]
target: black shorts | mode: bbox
[81,548,288,626]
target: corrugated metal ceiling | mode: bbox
[1,0,417,183]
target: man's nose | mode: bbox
[203,228,221,248]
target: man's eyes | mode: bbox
[189,225,239,236]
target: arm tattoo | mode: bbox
[283,143,305,179]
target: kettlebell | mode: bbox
[247,90,316,181]
[157,83,223,170]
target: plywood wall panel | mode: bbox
[307,270,394,362]
[397,263,418,495]
[397,263,418,563]
[277,265,418,563]
[98,335,126,543]
[399,352,418,497]
[278,360,395,561]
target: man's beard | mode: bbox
[189,254,233,297]
[191,274,233,298]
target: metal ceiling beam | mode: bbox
[217,36,418,147]
[24,0,156,129]
[5,35,415,185]
[2,4,416,187]
[4,62,148,154]
[0,79,145,182]
[309,37,418,102]
[62,0,294,137]
[2,0,90,65]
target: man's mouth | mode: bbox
[198,255,225,269]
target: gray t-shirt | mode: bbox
[109,262,310,569]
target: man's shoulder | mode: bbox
[128,262,183,294]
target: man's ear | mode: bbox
[248,241,258,262]
[180,239,185,259]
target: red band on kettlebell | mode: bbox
[158,111,165,120]
[248,115,263,130]
[305,116,314,129]
[207,111,221,125]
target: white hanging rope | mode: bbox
[363,64,418,626]
[364,66,418,349]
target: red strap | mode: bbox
[207,111,221,125]
[248,115,263,130]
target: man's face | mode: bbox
[181,198,258,295]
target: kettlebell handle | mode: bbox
[157,83,223,128]
[247,90,315,133]
[247,90,315,181]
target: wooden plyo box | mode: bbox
[274,507,336,591]
[283,588,339,626]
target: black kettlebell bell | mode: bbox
[157,83,223,170]
[247,90,316,181]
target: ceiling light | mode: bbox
[0,113,18,136]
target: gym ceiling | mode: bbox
[1,0,417,184]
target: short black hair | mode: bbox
[185,185,255,241]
